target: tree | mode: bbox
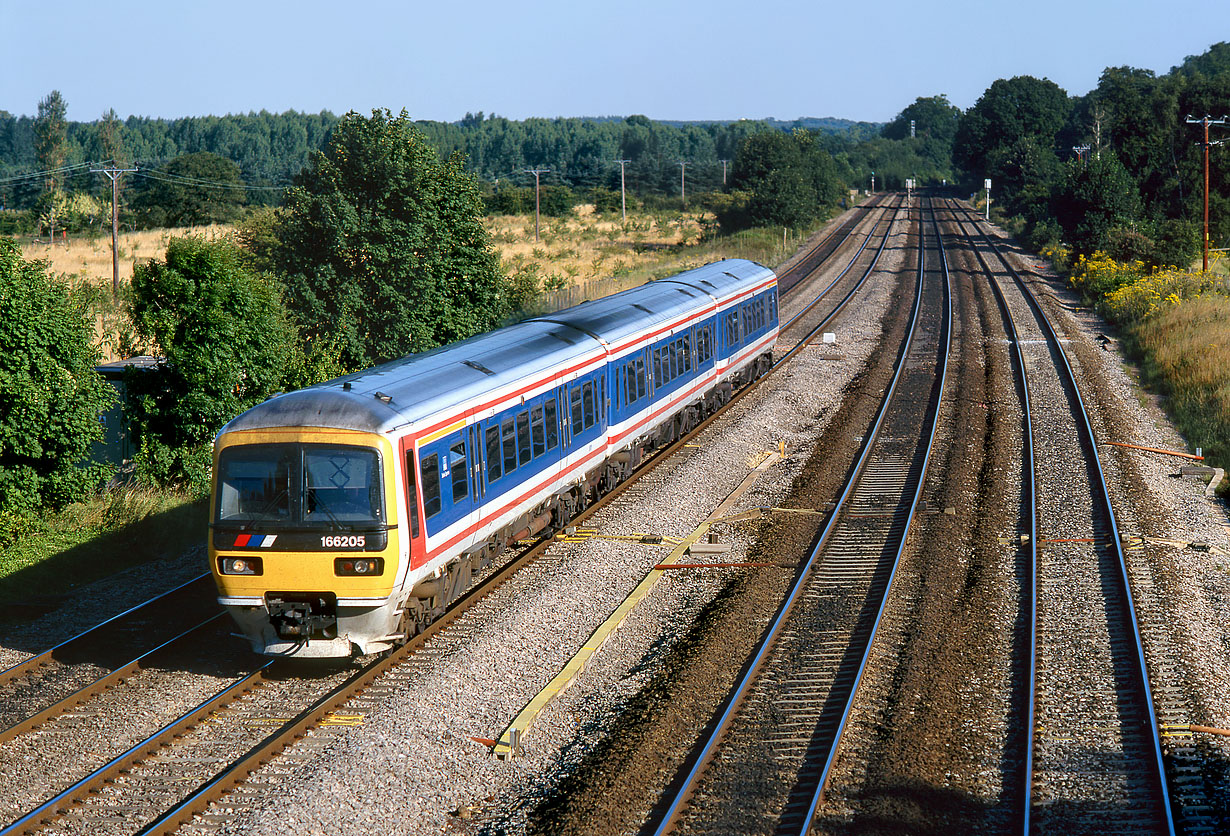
[126,236,297,491]
[1052,151,1142,255]
[727,130,841,231]
[275,109,511,368]
[130,151,247,228]
[953,76,1071,179]
[32,91,69,237]
[32,91,67,189]
[0,238,114,515]
[882,95,962,145]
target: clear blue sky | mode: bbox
[1,0,1222,124]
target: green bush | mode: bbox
[126,236,297,491]
[486,187,534,215]
[539,185,576,217]
[0,237,115,515]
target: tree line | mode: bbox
[0,104,876,233]
[950,41,1230,265]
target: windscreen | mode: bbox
[216,443,383,525]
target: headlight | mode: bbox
[335,557,383,576]
[219,556,262,575]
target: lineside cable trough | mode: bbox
[489,449,785,759]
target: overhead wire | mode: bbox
[0,160,102,186]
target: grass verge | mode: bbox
[0,489,207,614]
[1066,250,1230,487]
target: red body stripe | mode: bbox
[421,329,778,562]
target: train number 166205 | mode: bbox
[321,534,366,548]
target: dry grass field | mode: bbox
[19,224,233,289]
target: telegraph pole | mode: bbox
[678,160,688,209]
[1072,144,1091,165]
[91,163,138,297]
[524,168,549,242]
[719,158,729,185]
[1186,115,1227,273]
[614,159,631,222]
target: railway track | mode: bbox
[0,198,896,836]
[943,200,1174,834]
[649,196,950,835]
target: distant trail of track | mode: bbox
[776,193,889,296]
[649,196,948,836]
[943,200,1173,835]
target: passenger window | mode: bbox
[583,382,595,429]
[545,398,559,449]
[486,425,502,482]
[420,453,441,518]
[571,387,584,432]
[531,405,545,457]
[653,349,662,386]
[404,451,420,538]
[682,337,691,372]
[449,440,468,503]
[517,410,532,466]
[637,359,647,399]
[502,417,517,475]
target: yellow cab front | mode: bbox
[209,428,403,658]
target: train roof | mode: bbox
[529,259,773,349]
[219,259,774,438]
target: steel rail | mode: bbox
[1,658,278,836]
[944,200,1174,835]
[932,197,1040,830]
[651,195,950,836]
[775,192,890,296]
[778,194,899,336]
[791,195,952,834]
[0,572,213,689]
[773,194,904,370]
[0,613,226,746]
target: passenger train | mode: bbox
[209,258,779,657]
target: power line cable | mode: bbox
[133,169,287,191]
[0,160,103,186]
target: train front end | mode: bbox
[209,428,405,658]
